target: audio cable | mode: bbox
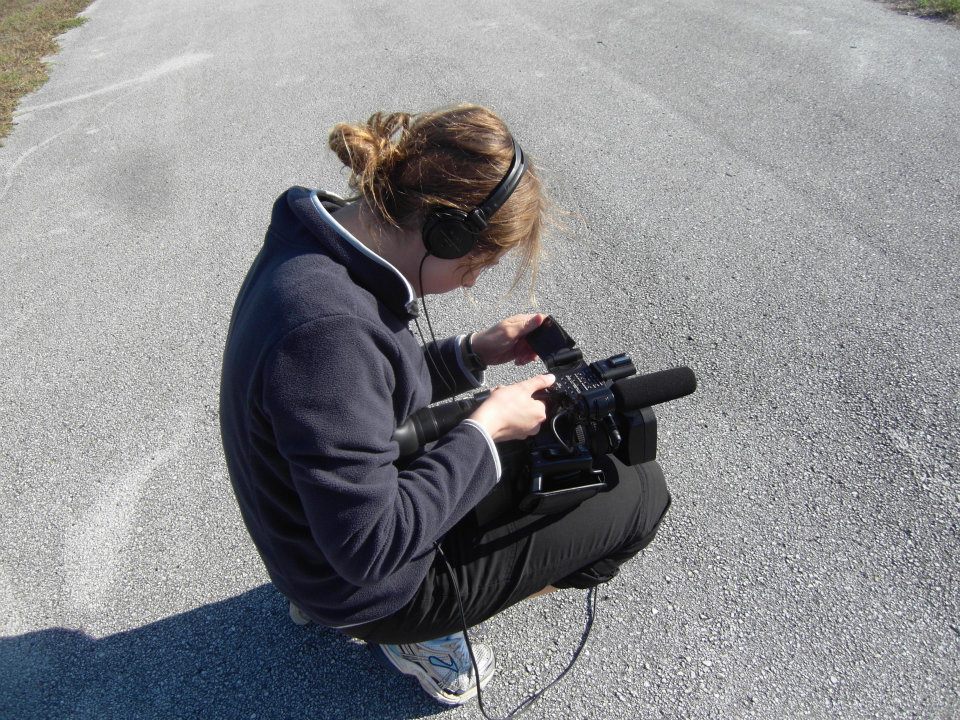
[413,253,465,398]
[434,543,598,720]
[415,255,600,716]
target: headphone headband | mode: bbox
[465,140,526,232]
[422,139,527,260]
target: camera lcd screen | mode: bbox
[526,316,576,360]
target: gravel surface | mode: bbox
[1,1,958,718]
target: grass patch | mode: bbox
[879,0,960,25]
[918,0,960,13]
[0,0,92,142]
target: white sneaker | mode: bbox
[288,601,312,626]
[370,632,495,705]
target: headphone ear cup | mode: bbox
[422,209,478,260]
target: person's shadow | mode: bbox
[1,585,447,719]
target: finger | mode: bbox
[522,373,556,391]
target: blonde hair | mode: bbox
[328,104,545,286]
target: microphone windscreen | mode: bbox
[612,367,697,412]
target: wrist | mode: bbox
[468,405,504,442]
[463,332,489,372]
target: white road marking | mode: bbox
[62,438,183,619]
[14,52,213,115]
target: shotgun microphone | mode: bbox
[611,366,697,412]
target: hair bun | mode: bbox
[329,111,411,179]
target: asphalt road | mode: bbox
[1,1,958,718]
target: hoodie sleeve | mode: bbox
[423,336,484,403]
[262,315,499,587]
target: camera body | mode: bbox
[519,317,657,515]
[394,316,693,521]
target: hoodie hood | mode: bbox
[284,186,419,320]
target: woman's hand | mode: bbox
[470,313,546,367]
[469,374,555,442]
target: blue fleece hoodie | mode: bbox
[219,187,500,627]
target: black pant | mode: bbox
[346,454,670,645]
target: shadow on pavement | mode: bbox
[1,585,443,720]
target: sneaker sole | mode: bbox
[368,644,494,706]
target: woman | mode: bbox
[219,105,670,706]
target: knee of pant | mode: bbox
[553,559,621,590]
[642,461,671,521]
[631,461,672,548]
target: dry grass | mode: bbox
[0,0,91,142]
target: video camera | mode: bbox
[394,316,697,516]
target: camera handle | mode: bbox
[519,429,608,515]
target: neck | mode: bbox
[332,201,427,296]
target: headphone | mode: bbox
[421,139,527,260]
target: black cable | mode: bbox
[416,252,598,713]
[550,410,577,454]
[433,543,598,720]
[413,316,460,400]
[415,253,462,397]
